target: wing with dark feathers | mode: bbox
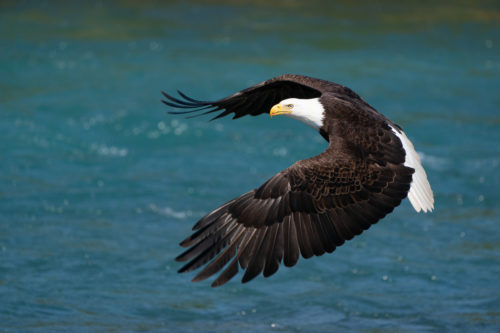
[175,125,414,286]
[162,75,322,120]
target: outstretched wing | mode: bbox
[176,124,414,287]
[162,74,322,120]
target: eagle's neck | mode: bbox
[288,98,325,131]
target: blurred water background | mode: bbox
[1,1,499,331]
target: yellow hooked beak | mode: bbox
[270,103,292,117]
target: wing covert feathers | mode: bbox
[175,152,415,286]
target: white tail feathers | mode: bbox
[390,126,434,213]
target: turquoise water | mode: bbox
[1,1,499,331]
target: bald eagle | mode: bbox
[162,74,434,287]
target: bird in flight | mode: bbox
[162,74,434,287]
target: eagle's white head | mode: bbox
[270,98,325,131]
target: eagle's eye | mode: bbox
[286,104,294,109]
